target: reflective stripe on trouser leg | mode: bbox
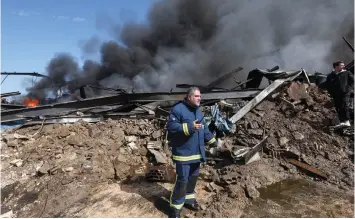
[170,163,190,210]
[170,180,187,210]
[185,163,200,204]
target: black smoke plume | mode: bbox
[27,0,354,100]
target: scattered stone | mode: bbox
[146,141,163,149]
[139,147,148,156]
[1,141,8,150]
[125,126,140,135]
[277,128,287,137]
[254,111,265,118]
[147,149,168,164]
[293,132,305,140]
[38,163,50,175]
[227,185,246,199]
[279,137,289,146]
[244,185,260,199]
[10,159,23,167]
[287,81,308,101]
[266,135,278,146]
[210,169,220,182]
[248,129,263,136]
[64,152,77,161]
[185,213,195,218]
[6,139,19,148]
[67,135,85,147]
[125,136,138,143]
[325,152,337,162]
[119,147,127,155]
[64,167,74,172]
[152,130,162,139]
[56,126,71,138]
[205,182,223,193]
[127,142,138,151]
[81,164,93,173]
[248,121,260,129]
[287,123,299,131]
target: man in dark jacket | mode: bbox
[167,87,217,218]
[321,60,354,128]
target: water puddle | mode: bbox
[242,179,354,218]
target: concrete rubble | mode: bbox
[0,71,354,217]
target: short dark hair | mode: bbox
[333,60,344,68]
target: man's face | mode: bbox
[335,63,345,72]
[187,90,201,107]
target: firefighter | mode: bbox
[321,60,354,128]
[167,87,217,218]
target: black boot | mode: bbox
[184,201,200,211]
[169,208,181,218]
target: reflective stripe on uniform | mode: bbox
[207,137,216,145]
[170,202,184,210]
[185,193,195,199]
[170,175,184,210]
[182,123,189,136]
[172,154,202,162]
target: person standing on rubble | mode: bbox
[321,60,354,128]
[167,87,217,218]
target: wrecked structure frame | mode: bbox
[1,89,261,122]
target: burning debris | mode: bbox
[23,97,39,108]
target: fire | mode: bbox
[24,97,39,107]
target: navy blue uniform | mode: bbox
[167,99,216,211]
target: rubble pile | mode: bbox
[1,83,353,217]
[192,84,354,217]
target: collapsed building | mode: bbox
[1,65,354,217]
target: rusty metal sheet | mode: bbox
[285,158,327,180]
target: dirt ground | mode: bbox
[1,84,354,218]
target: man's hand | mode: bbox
[193,120,202,130]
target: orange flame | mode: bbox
[24,97,39,107]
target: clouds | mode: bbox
[53,15,85,22]
[53,15,70,20]
[12,10,40,17]
[72,17,85,22]
[12,9,85,23]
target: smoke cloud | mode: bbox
[27,0,354,100]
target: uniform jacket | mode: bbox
[167,99,217,164]
[321,70,354,98]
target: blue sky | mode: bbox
[1,0,156,95]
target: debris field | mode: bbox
[1,68,354,218]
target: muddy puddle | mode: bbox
[241,179,354,218]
